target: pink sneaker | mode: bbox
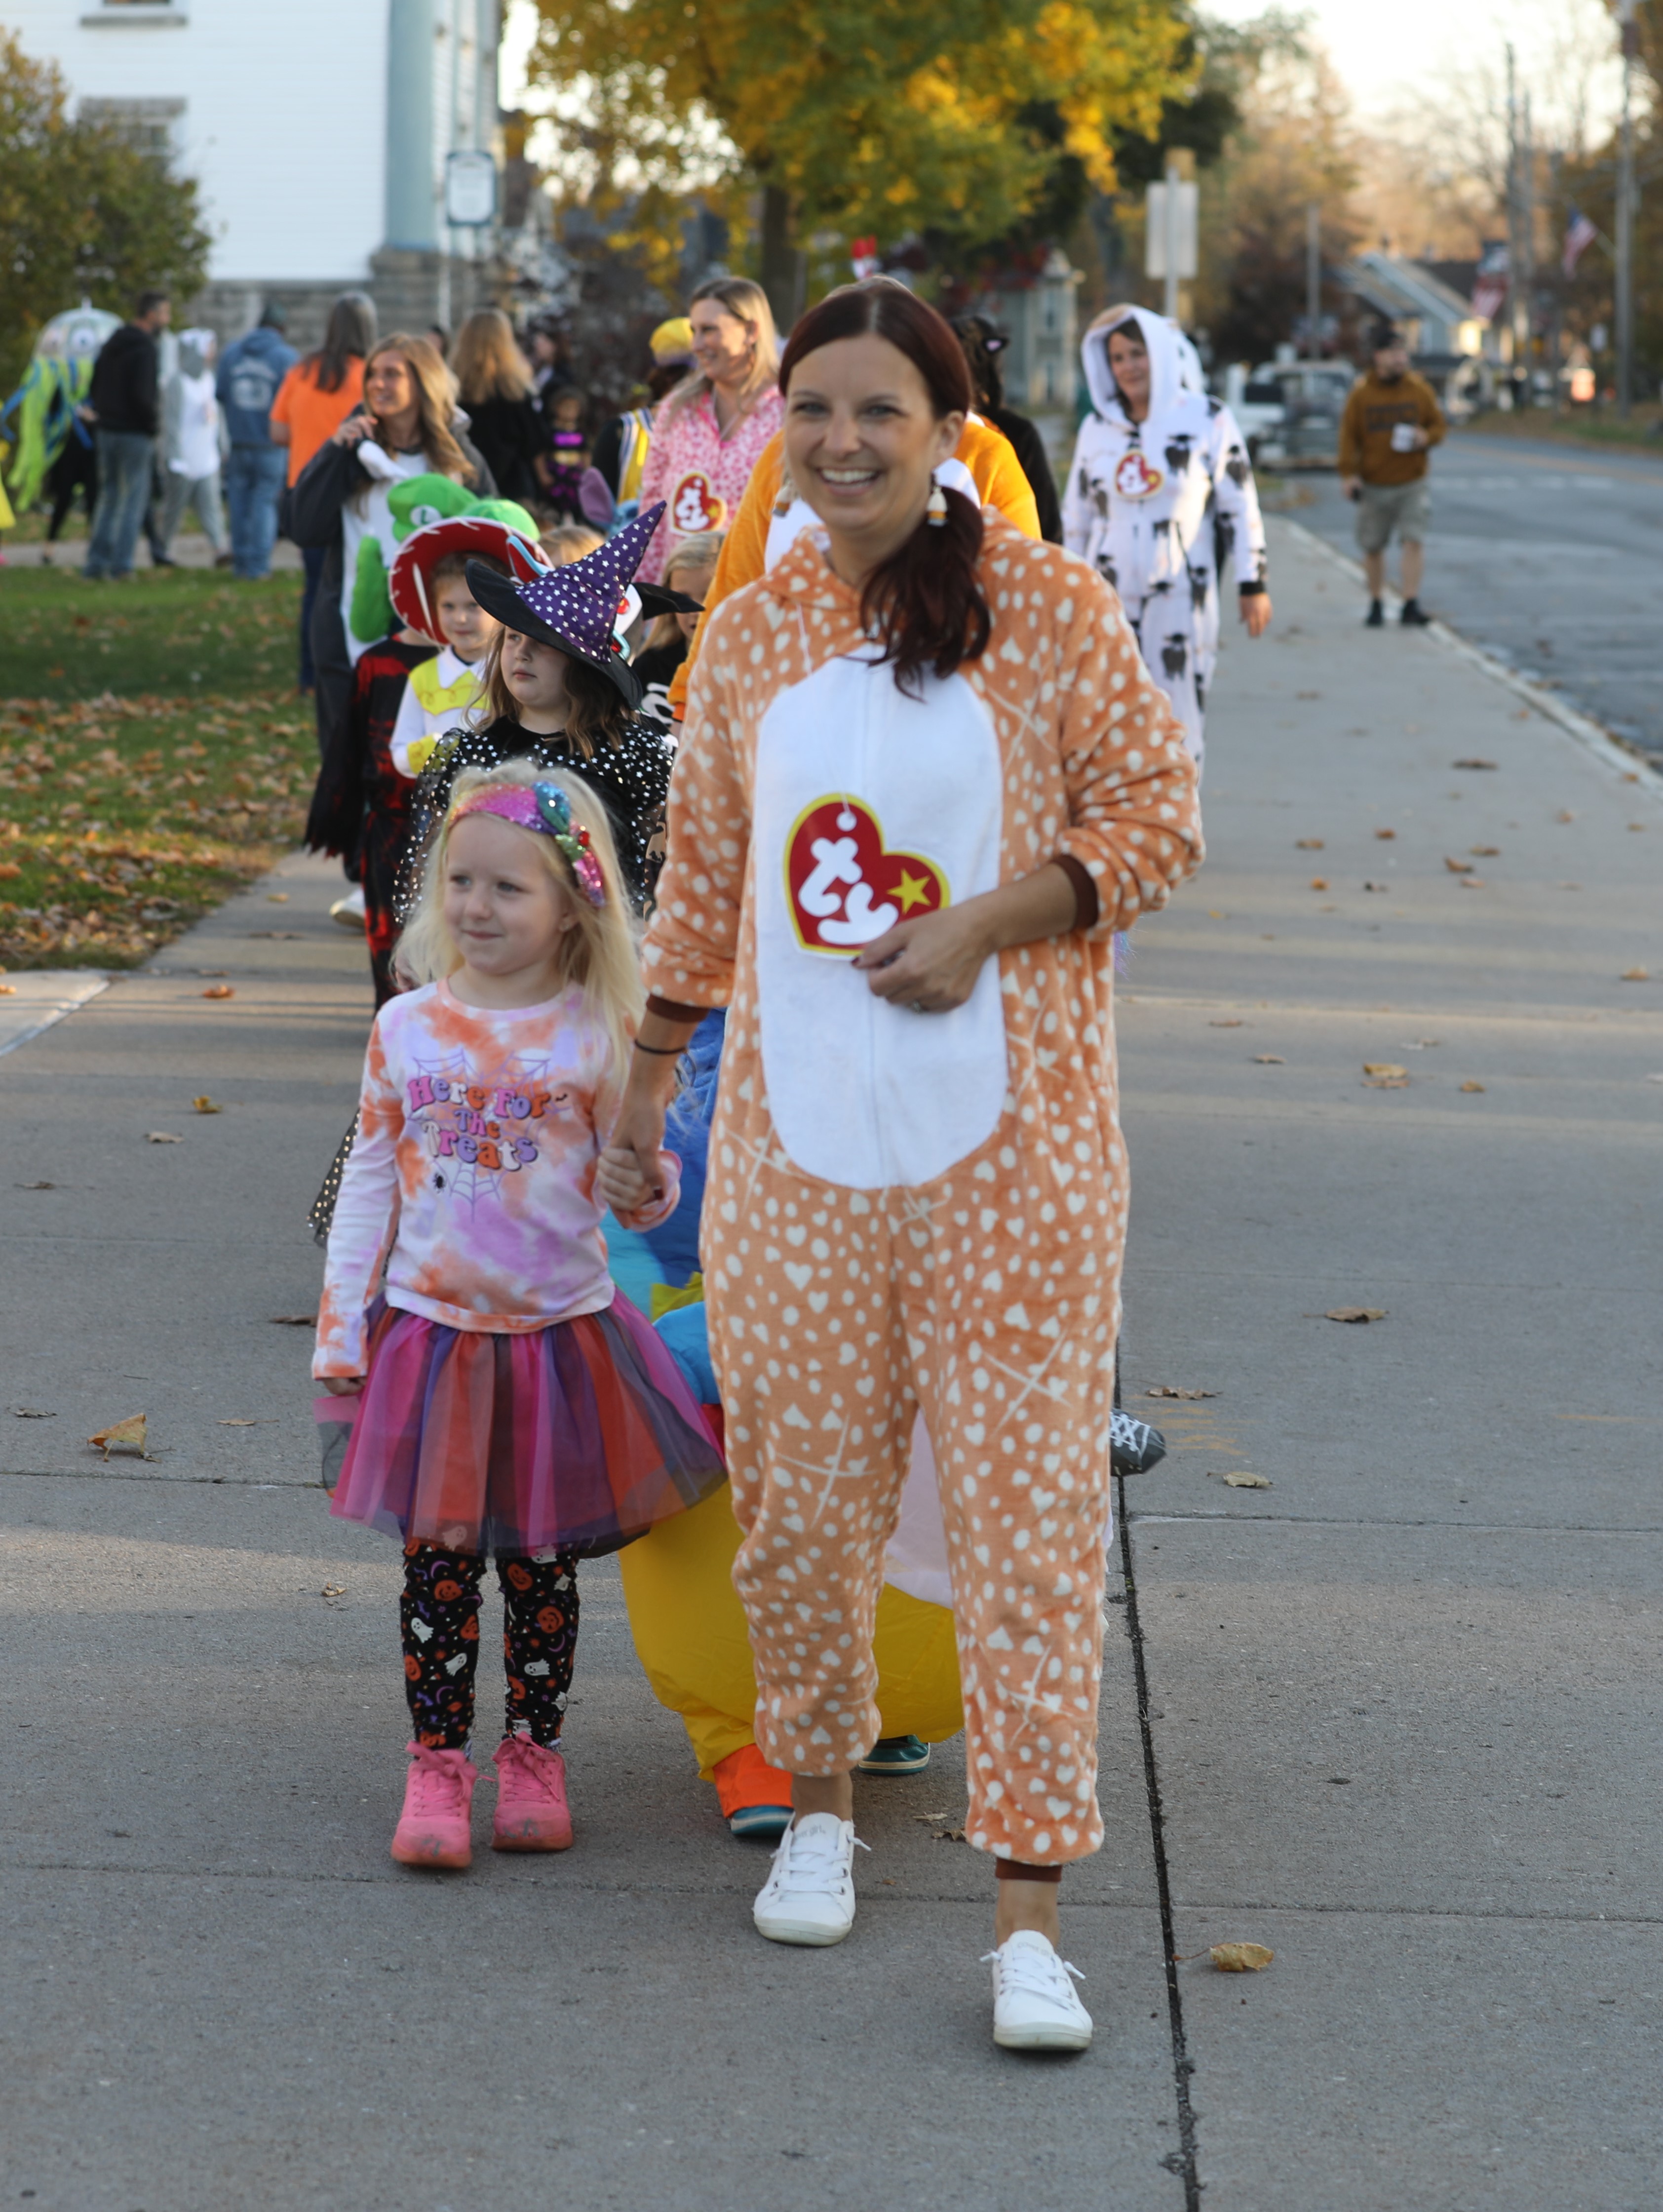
[492,1734,574,1852]
[390,1741,478,1869]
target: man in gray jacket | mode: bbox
[217,303,297,579]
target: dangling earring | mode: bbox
[926,477,948,527]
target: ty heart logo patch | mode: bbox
[1113,450,1165,501]
[670,471,727,535]
[785,796,949,953]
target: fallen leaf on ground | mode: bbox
[1326,1307,1387,1323]
[267,893,290,903]
[1210,1943,1275,1973]
[0,985,14,997]
[933,1827,967,1843]
[218,1418,263,1427]
[145,1132,183,1145]
[321,1584,346,1600]
[1362,1062,1407,1079]
[1148,1386,1217,1400]
[16,1180,55,1189]
[192,1096,222,1114]
[1460,877,1487,890]
[1373,828,1396,840]
[1364,1074,1409,1089]
[1470,845,1500,856]
[201,985,234,1000]
[88,1413,150,1461]
[1208,1018,1244,1028]
[1443,856,1474,873]
[914,1812,952,1823]
[1363,881,1390,892]
[1206,910,1226,919]
[1309,876,1329,890]
[1452,758,1498,770]
[1630,822,1648,832]
[1252,1054,1285,1065]
[1212,1471,1271,1489]
[1295,838,1324,849]
[270,1313,317,1326]
[1621,968,1650,982]
[13,1408,55,1419]
[1556,810,1577,824]
[1460,1081,1485,1093]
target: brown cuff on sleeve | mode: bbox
[646,993,709,1025]
[1052,853,1100,934]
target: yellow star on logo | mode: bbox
[894,868,934,913]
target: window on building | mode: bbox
[79,97,185,163]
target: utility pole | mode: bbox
[1306,201,1321,358]
[1506,45,1528,400]
[1617,0,1637,415]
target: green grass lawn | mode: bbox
[0,565,320,970]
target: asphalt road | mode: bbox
[1287,429,1663,766]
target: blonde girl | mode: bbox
[314,760,724,1872]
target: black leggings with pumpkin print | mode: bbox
[401,1543,580,1749]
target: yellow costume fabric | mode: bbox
[642,515,1202,1862]
[619,1484,963,1777]
[663,416,1040,717]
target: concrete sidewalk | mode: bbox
[0,516,1660,2209]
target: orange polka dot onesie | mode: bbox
[641,513,1202,1864]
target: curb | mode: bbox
[1276,514,1663,804]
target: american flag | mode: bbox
[1563,208,1599,277]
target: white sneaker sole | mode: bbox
[753,1906,854,1947]
[994,2015,1093,2052]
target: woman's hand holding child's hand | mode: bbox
[596,1145,665,1216]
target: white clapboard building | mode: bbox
[6,0,505,347]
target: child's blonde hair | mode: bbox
[395,762,644,1105]
[539,522,604,565]
[644,529,725,652]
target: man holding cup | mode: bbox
[1339,321,1446,628]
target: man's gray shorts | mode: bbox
[1356,478,1431,554]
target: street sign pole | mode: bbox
[1164,154,1181,322]
[1617,0,1636,416]
[1306,201,1320,358]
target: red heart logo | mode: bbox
[670,471,727,535]
[785,796,949,954]
[1113,450,1165,500]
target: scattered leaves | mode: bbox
[201,985,234,1000]
[1309,877,1329,890]
[1443,856,1473,873]
[1629,822,1648,832]
[1252,1053,1285,1065]
[192,1096,222,1114]
[1373,828,1396,840]
[1460,877,1487,890]
[0,984,14,997]
[1555,810,1577,824]
[1621,968,1650,983]
[1325,1307,1387,1324]
[1362,880,1390,893]
[1212,1471,1271,1489]
[1470,845,1500,857]
[88,1412,151,1461]
[267,892,290,903]
[217,1418,262,1427]
[12,1407,55,1419]
[1295,838,1324,850]
[16,1180,55,1189]
[144,1131,183,1144]
[1208,1018,1244,1028]
[1362,1061,1407,1080]
[1147,1386,1217,1400]
[1452,758,1497,770]
[1459,1081,1485,1093]
[1210,1943,1275,1973]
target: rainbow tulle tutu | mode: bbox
[329,1292,725,1556]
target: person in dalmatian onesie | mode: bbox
[607,281,1202,2054]
[1063,306,1272,775]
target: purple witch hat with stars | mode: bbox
[464,501,703,713]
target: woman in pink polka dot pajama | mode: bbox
[607,281,1202,2052]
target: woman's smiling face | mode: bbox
[782,332,962,557]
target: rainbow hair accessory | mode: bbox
[451,781,608,908]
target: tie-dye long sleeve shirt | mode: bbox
[314,979,676,1378]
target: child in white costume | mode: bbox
[1062,306,1271,772]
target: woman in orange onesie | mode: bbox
[606,281,1202,2054]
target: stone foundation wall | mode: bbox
[184,253,506,357]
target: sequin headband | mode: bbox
[450,783,607,908]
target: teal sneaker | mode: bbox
[858,1735,931,1776]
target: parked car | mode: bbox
[1249,361,1357,469]
[1224,363,1289,462]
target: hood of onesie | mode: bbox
[1081,306,1191,427]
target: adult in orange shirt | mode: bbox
[271,293,377,691]
[663,410,1041,716]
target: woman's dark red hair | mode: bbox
[780,281,991,696]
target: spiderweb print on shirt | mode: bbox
[405,1040,574,1213]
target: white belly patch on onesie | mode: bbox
[753,652,1007,1189]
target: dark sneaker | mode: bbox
[1364,599,1385,628]
[858,1735,931,1775]
[1111,1408,1166,1475]
[1400,599,1431,627]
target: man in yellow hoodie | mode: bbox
[1339,321,1446,628]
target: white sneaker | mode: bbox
[985,1930,1094,2051]
[329,887,366,930]
[752,1813,866,1946]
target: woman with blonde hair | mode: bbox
[290,332,496,761]
[451,308,545,508]
[635,277,784,583]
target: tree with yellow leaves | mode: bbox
[527,0,1193,314]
